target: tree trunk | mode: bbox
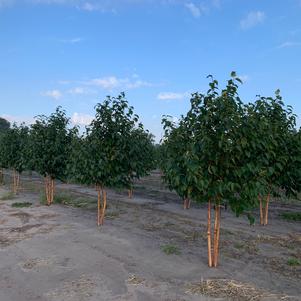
[0,168,3,185]
[96,184,101,226]
[45,176,51,206]
[213,204,221,267]
[213,203,220,267]
[207,200,212,267]
[100,189,107,226]
[51,178,55,204]
[264,193,270,225]
[128,188,133,199]
[259,196,264,225]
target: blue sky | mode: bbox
[0,0,301,141]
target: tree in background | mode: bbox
[70,93,150,226]
[29,107,75,205]
[161,113,197,209]
[0,118,10,184]
[126,128,156,198]
[0,117,10,133]
[0,124,29,193]
[244,93,297,225]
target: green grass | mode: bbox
[11,202,32,208]
[40,192,92,208]
[287,258,301,266]
[0,192,15,200]
[161,244,181,255]
[40,192,73,205]
[281,212,301,222]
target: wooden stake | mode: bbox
[207,200,212,267]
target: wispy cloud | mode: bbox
[41,89,62,100]
[277,41,301,48]
[0,114,35,125]
[68,86,96,95]
[240,11,265,30]
[157,91,189,100]
[86,75,155,90]
[61,37,83,44]
[185,2,207,18]
[71,112,93,126]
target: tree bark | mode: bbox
[100,189,107,226]
[264,193,270,225]
[259,196,264,225]
[207,200,212,267]
[128,188,133,199]
[0,168,3,185]
[96,185,101,226]
[213,204,221,267]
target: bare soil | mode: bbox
[0,171,300,301]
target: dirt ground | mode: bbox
[0,172,300,301]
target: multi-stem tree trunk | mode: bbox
[128,188,133,199]
[12,169,20,194]
[259,193,270,226]
[96,184,107,226]
[207,199,221,267]
[45,176,55,205]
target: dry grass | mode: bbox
[127,274,145,285]
[186,279,294,301]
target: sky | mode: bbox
[0,0,301,141]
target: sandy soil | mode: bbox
[0,172,300,301]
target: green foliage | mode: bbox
[29,107,76,181]
[161,72,300,220]
[0,117,10,132]
[281,212,301,222]
[11,202,32,208]
[161,244,181,255]
[40,192,73,205]
[287,258,301,266]
[0,192,15,200]
[69,93,152,189]
[0,124,29,173]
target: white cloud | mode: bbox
[71,112,93,126]
[157,91,189,100]
[0,114,35,125]
[240,11,265,30]
[41,89,62,100]
[185,2,207,18]
[68,86,96,95]
[277,41,301,48]
[86,76,154,90]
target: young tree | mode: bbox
[162,72,268,267]
[126,128,156,198]
[0,124,29,193]
[246,93,297,225]
[29,107,74,205]
[161,114,197,209]
[70,93,148,226]
[0,118,10,184]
